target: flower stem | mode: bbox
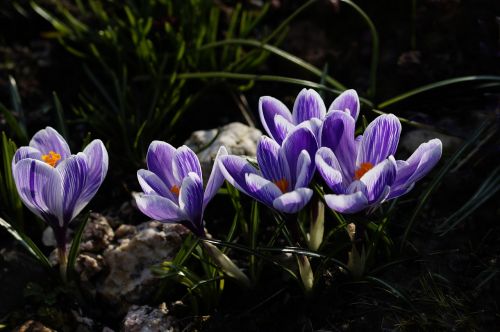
[57,245,68,283]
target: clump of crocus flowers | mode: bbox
[12,88,441,286]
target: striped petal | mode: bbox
[12,147,42,169]
[218,155,259,195]
[147,141,178,189]
[282,127,317,187]
[203,146,228,209]
[273,188,313,214]
[245,173,283,207]
[357,114,401,166]
[328,89,360,121]
[179,172,204,235]
[360,157,396,203]
[134,193,185,222]
[29,127,71,160]
[324,191,368,214]
[257,136,290,184]
[259,96,293,144]
[57,154,88,225]
[320,110,356,180]
[79,139,108,206]
[12,159,62,228]
[292,89,326,124]
[137,169,172,198]
[315,147,344,193]
[173,145,202,181]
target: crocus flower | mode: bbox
[12,127,108,252]
[134,142,227,237]
[316,112,442,213]
[218,127,317,213]
[259,88,360,144]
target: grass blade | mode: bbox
[400,121,490,250]
[0,217,51,269]
[66,212,90,278]
[378,75,500,109]
[199,39,346,90]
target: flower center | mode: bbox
[273,178,289,193]
[41,151,61,167]
[170,185,180,196]
[354,162,373,180]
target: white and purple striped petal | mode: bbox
[389,139,442,199]
[147,141,178,190]
[245,173,283,207]
[134,193,186,222]
[12,159,62,228]
[12,147,42,169]
[29,127,71,160]
[137,169,172,198]
[203,146,228,209]
[173,145,203,181]
[79,139,108,207]
[282,127,317,187]
[328,89,360,121]
[357,114,401,166]
[218,155,259,195]
[257,136,290,185]
[320,111,357,180]
[315,147,344,193]
[273,188,313,213]
[324,191,368,214]
[58,154,88,225]
[292,89,326,124]
[179,172,205,235]
[259,96,293,144]
[359,156,397,203]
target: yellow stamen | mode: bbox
[41,151,61,167]
[354,162,374,180]
[273,178,289,193]
[170,185,180,196]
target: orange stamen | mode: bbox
[273,178,289,193]
[354,162,374,180]
[170,185,180,196]
[41,151,61,167]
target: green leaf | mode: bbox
[0,217,51,269]
[378,75,500,109]
[199,39,346,91]
[400,121,491,250]
[66,211,90,278]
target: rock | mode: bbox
[121,303,178,332]
[97,222,189,312]
[75,253,105,282]
[184,122,262,177]
[13,320,56,332]
[114,224,137,240]
[80,213,115,253]
[400,129,462,155]
[42,227,56,247]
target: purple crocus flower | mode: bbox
[12,127,108,251]
[218,127,317,213]
[316,112,442,213]
[134,142,227,237]
[259,89,360,144]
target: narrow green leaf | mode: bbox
[0,217,51,269]
[378,75,500,109]
[199,39,346,91]
[66,212,90,278]
[400,121,490,250]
